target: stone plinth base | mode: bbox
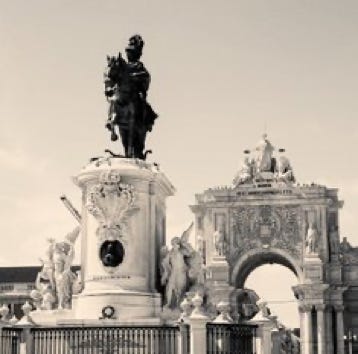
[30,309,75,326]
[206,257,234,316]
[72,157,174,324]
[74,290,162,322]
[57,317,161,326]
[303,254,323,283]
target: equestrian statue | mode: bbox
[104,35,158,159]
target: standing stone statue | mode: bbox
[255,134,275,173]
[305,222,318,254]
[160,237,188,309]
[213,225,227,256]
[328,225,339,255]
[160,223,205,309]
[31,227,81,310]
[104,35,158,159]
[339,237,358,264]
[30,259,56,310]
[53,229,79,310]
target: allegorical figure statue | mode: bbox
[305,222,319,255]
[213,225,227,256]
[31,259,56,310]
[339,237,358,265]
[233,155,255,186]
[255,134,275,173]
[53,228,79,310]
[31,227,81,310]
[104,35,158,159]
[276,149,295,183]
[160,223,205,309]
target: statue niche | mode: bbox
[100,240,125,267]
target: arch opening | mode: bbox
[245,264,300,328]
[232,248,302,289]
[232,249,301,329]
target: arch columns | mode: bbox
[335,304,345,354]
[299,304,313,354]
[293,284,330,354]
[316,304,326,354]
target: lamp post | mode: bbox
[344,330,357,354]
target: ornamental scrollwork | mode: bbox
[231,205,303,261]
[86,170,139,244]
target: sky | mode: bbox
[1,0,358,327]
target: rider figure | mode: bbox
[125,35,150,101]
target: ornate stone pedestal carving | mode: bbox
[72,158,174,323]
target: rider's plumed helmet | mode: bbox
[125,35,144,57]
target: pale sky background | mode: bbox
[1,0,358,327]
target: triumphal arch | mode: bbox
[191,134,358,354]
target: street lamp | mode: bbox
[344,330,357,354]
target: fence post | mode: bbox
[189,293,210,354]
[17,302,36,354]
[250,318,273,354]
[19,327,33,354]
[178,322,190,354]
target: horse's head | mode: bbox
[106,55,117,67]
[106,53,128,82]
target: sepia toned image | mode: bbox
[1,1,358,353]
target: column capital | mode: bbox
[315,304,326,312]
[334,304,345,312]
[298,304,313,313]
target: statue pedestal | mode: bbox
[73,158,175,323]
[206,257,235,316]
[303,254,323,283]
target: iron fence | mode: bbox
[0,327,22,354]
[31,325,182,354]
[207,323,257,354]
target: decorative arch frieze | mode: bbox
[228,205,304,264]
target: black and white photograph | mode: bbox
[1,1,358,353]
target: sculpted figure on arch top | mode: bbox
[233,134,295,186]
[255,133,275,173]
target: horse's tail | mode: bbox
[143,150,152,160]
